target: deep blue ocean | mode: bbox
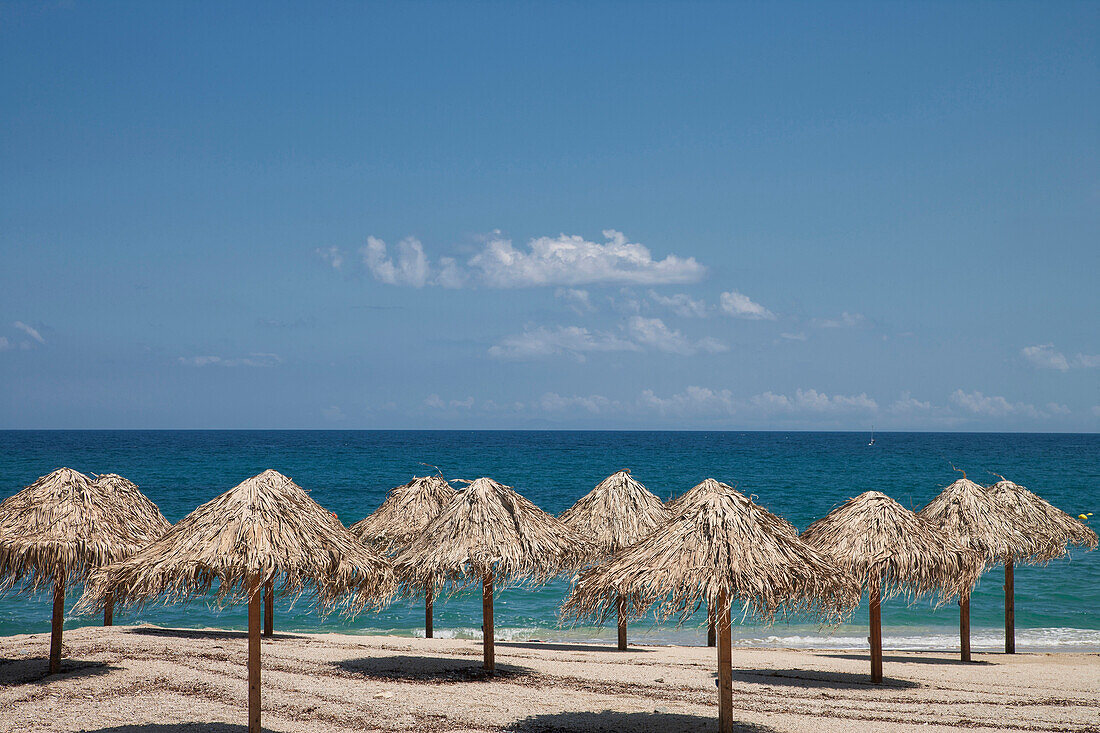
[1,431,1097,651]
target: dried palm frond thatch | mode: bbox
[349,474,457,637]
[559,470,670,649]
[667,479,798,538]
[0,467,172,673]
[984,477,1097,654]
[918,473,1042,663]
[801,490,984,683]
[76,469,394,733]
[562,478,859,733]
[77,469,394,616]
[802,491,983,602]
[393,476,594,670]
[350,475,457,554]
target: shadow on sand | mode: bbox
[496,641,654,654]
[0,657,116,686]
[814,652,993,666]
[508,710,776,732]
[335,654,532,682]
[128,627,304,642]
[732,667,920,689]
[81,721,249,726]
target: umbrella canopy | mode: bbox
[349,474,457,638]
[0,468,171,595]
[918,476,1041,564]
[393,476,594,670]
[802,490,984,682]
[666,478,798,538]
[563,478,858,625]
[560,470,670,558]
[985,478,1097,559]
[350,475,457,554]
[0,467,172,673]
[560,470,670,649]
[77,469,394,614]
[562,479,858,733]
[802,491,983,602]
[394,476,593,594]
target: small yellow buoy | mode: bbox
[1080,514,1089,521]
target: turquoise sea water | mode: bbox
[1,431,1096,651]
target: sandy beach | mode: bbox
[0,625,1096,733]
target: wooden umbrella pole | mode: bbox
[707,603,716,647]
[248,578,262,733]
[1004,560,1015,654]
[425,586,434,639]
[103,592,114,627]
[482,571,495,672]
[869,575,883,684]
[960,591,971,662]
[263,581,274,638]
[716,589,733,733]
[49,575,65,675]
[617,594,628,651]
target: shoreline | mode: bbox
[2,624,1097,732]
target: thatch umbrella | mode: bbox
[559,470,670,650]
[918,473,1039,662]
[0,468,172,674]
[393,477,594,671]
[802,491,983,682]
[563,479,860,733]
[985,477,1097,653]
[75,469,395,733]
[350,475,457,638]
[667,479,798,647]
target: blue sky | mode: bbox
[1,1,1097,430]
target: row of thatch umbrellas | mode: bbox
[0,467,1094,733]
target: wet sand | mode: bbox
[0,625,1096,732]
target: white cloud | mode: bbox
[1021,344,1099,370]
[950,390,1039,418]
[555,288,595,314]
[719,291,776,320]
[639,386,737,417]
[0,337,9,351]
[316,246,344,269]
[322,405,346,421]
[470,230,705,287]
[488,325,639,361]
[752,389,878,413]
[13,321,44,344]
[780,332,807,341]
[1021,344,1070,371]
[178,353,283,368]
[890,391,932,412]
[814,312,865,329]
[424,394,475,410]
[608,288,643,315]
[362,236,430,287]
[539,392,616,414]
[435,257,467,289]
[1045,402,1071,416]
[648,291,707,318]
[627,316,727,355]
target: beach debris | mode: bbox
[350,475,457,639]
[74,469,395,733]
[393,476,594,672]
[0,468,171,674]
[562,478,860,733]
[560,470,670,650]
[801,490,982,683]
